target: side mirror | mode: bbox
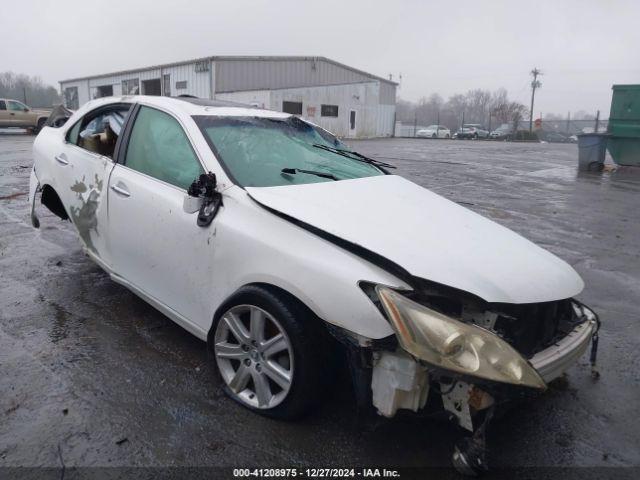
[187,172,222,227]
[23,107,29,112]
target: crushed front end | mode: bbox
[339,280,600,475]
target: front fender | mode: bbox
[206,190,408,339]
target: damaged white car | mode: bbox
[29,96,599,474]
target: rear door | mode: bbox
[7,100,33,127]
[54,103,132,266]
[108,104,211,330]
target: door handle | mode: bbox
[10,113,15,116]
[110,184,130,197]
[54,154,69,165]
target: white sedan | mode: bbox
[29,96,599,474]
[416,125,451,138]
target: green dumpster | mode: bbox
[607,84,640,166]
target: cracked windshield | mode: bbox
[195,116,383,187]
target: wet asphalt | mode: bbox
[1,132,639,478]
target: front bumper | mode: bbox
[368,316,597,422]
[530,318,597,383]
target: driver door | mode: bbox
[108,105,212,333]
[7,100,32,127]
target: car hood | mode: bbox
[246,175,584,304]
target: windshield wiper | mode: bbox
[281,168,338,181]
[312,144,396,169]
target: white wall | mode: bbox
[61,60,215,108]
[59,64,395,137]
[217,82,395,138]
[268,82,395,138]
[214,89,271,109]
[60,79,90,109]
[163,62,212,98]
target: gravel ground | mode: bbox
[1,132,639,478]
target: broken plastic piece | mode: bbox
[452,406,494,476]
[371,350,428,417]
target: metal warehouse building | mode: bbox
[59,56,397,138]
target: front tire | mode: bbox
[211,285,326,420]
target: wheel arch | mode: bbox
[207,282,330,349]
[40,184,69,220]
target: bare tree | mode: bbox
[465,89,492,125]
[0,72,60,107]
[395,98,415,122]
[508,102,529,132]
[397,87,532,133]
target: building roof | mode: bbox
[59,55,398,86]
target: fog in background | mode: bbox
[1,0,638,115]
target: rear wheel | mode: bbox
[211,286,326,419]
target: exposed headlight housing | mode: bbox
[375,285,547,389]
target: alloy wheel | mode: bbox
[214,305,294,409]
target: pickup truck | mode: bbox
[0,98,50,133]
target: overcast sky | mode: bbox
[2,0,638,116]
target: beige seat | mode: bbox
[79,134,101,154]
[97,123,117,157]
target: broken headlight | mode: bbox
[375,286,547,389]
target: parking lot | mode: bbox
[1,133,640,477]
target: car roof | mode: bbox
[80,95,291,119]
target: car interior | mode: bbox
[70,105,131,158]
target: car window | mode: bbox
[124,106,203,190]
[8,101,26,112]
[67,121,82,145]
[68,105,131,158]
[0,100,6,110]
[194,115,383,188]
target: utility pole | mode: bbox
[566,111,570,135]
[595,110,600,133]
[529,68,542,133]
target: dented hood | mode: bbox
[246,175,584,304]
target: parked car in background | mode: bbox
[568,135,578,143]
[542,132,570,143]
[453,124,489,139]
[416,125,451,138]
[489,123,513,140]
[0,98,50,133]
[511,130,540,141]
